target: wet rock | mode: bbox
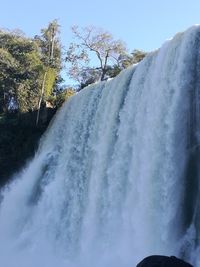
[136,255,193,267]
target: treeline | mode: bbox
[0,20,147,116]
[0,20,74,119]
[0,20,147,185]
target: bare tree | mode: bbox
[66,25,127,87]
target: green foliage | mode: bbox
[16,81,40,113]
[0,48,17,69]
[0,29,46,113]
[106,65,121,78]
[44,68,57,98]
[118,49,147,69]
[0,48,16,111]
[34,20,62,69]
[0,22,63,114]
[34,20,62,125]
[56,88,75,107]
[47,88,75,108]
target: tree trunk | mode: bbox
[36,71,47,126]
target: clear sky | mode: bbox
[1,0,200,52]
[1,0,200,84]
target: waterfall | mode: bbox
[1,26,200,267]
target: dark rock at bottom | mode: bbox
[136,255,193,267]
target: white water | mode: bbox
[1,26,200,267]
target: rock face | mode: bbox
[136,255,193,267]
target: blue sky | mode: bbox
[1,0,200,52]
[1,0,200,84]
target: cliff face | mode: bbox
[0,108,56,186]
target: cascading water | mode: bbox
[1,26,200,267]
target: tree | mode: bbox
[0,47,17,112]
[118,49,147,69]
[47,87,75,108]
[105,49,147,78]
[0,29,44,113]
[35,20,62,69]
[34,20,62,125]
[66,25,127,88]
